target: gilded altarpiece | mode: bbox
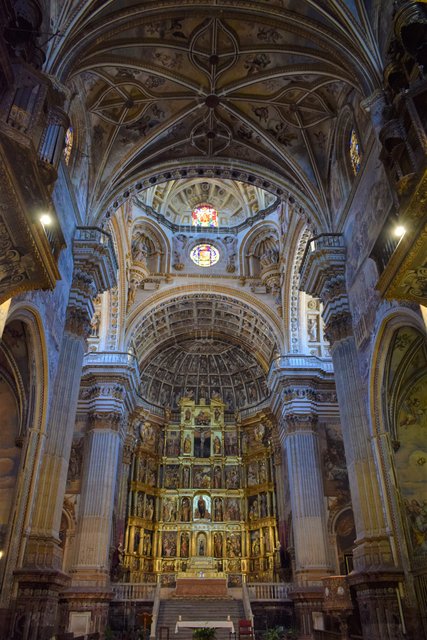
[124,398,278,585]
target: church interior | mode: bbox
[0,1,426,639]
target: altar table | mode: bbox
[175,620,235,634]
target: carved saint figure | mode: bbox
[181,496,191,522]
[183,434,192,454]
[213,435,221,454]
[214,532,223,557]
[197,496,206,518]
[180,532,189,558]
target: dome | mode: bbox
[133,178,278,228]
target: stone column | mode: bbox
[65,352,139,636]
[269,355,338,639]
[300,234,403,640]
[66,413,122,634]
[284,414,332,583]
[12,227,117,640]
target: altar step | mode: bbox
[157,597,244,639]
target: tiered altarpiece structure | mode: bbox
[124,397,279,586]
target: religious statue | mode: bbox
[143,533,152,556]
[260,493,268,518]
[183,433,192,454]
[162,497,176,522]
[144,497,154,520]
[195,410,210,426]
[197,496,206,518]
[249,499,259,521]
[198,536,206,556]
[251,533,261,556]
[181,496,191,522]
[213,466,222,489]
[214,497,223,521]
[90,310,101,337]
[214,532,223,557]
[259,459,268,483]
[132,234,149,265]
[182,466,190,488]
[180,532,189,558]
[137,493,144,517]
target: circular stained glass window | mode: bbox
[190,244,220,267]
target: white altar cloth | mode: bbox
[175,620,235,634]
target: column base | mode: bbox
[11,568,70,640]
[347,570,404,640]
[352,536,395,572]
[289,586,323,639]
[0,607,12,640]
[62,586,113,639]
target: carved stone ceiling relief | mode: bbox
[139,338,269,410]
[131,293,280,369]
[51,3,378,222]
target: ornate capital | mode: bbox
[299,234,346,300]
[65,304,91,339]
[89,411,123,432]
[282,413,319,435]
[80,351,140,416]
[323,312,353,345]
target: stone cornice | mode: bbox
[299,234,346,300]
[73,226,118,294]
[80,351,140,414]
[299,234,356,347]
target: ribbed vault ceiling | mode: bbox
[49,1,382,224]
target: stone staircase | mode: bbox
[156,597,245,640]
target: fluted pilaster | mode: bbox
[13,228,117,640]
[285,415,333,582]
[71,416,122,585]
[64,351,139,635]
[269,355,337,585]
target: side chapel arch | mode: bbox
[370,308,427,573]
